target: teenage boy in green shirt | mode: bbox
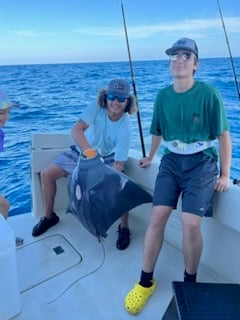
[125,38,232,315]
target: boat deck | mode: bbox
[9,204,225,320]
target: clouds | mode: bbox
[1,11,239,65]
[8,16,240,40]
[72,16,240,38]
[8,29,39,37]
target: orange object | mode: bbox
[83,148,97,158]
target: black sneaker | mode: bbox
[32,212,59,237]
[116,224,131,250]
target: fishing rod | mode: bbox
[217,0,240,187]
[217,0,240,101]
[120,0,146,157]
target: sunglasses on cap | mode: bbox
[169,52,192,61]
[107,94,127,103]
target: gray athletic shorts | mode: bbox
[54,146,115,175]
[153,152,218,217]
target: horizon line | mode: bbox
[1,56,239,68]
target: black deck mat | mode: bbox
[172,281,240,320]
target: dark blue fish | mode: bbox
[68,155,152,239]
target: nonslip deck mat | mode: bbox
[17,234,82,292]
[172,281,240,320]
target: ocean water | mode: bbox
[0,58,239,216]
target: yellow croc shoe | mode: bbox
[125,280,156,315]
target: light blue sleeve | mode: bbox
[114,117,132,162]
[79,100,99,126]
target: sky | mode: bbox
[0,0,239,65]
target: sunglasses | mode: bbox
[169,52,192,61]
[107,94,127,103]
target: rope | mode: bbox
[46,239,106,304]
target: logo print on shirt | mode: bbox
[193,112,200,123]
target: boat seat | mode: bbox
[31,133,74,217]
[31,133,240,234]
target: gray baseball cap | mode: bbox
[107,79,130,98]
[165,38,198,57]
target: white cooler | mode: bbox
[0,214,21,319]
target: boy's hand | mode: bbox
[138,156,152,168]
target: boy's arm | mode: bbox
[139,135,162,168]
[215,130,232,192]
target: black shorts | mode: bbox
[54,148,115,175]
[153,152,218,217]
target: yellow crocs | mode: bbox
[125,280,156,315]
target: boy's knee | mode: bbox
[41,164,67,183]
[0,197,10,218]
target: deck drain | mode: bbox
[53,245,65,255]
[17,234,82,292]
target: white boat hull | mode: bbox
[3,133,240,319]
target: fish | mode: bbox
[68,154,153,239]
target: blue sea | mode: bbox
[0,58,239,216]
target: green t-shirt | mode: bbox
[150,81,229,159]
